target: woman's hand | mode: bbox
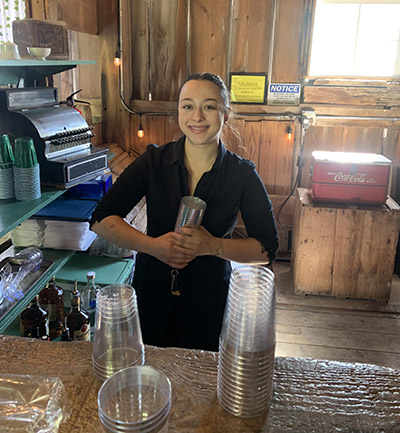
[150,232,196,269]
[175,226,218,257]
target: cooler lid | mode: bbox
[312,151,391,166]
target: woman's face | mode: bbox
[178,79,228,147]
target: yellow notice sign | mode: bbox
[230,74,267,104]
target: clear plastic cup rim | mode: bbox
[218,344,275,363]
[218,357,275,379]
[99,399,171,430]
[217,364,274,383]
[217,386,272,408]
[230,264,275,282]
[225,290,275,311]
[217,395,269,419]
[98,365,172,424]
[217,371,273,394]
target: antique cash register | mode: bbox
[0,87,108,188]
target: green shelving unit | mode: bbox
[0,188,65,238]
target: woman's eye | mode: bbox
[181,104,192,110]
[205,105,216,110]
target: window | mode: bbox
[0,0,26,44]
[309,0,400,78]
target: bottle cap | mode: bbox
[87,271,96,279]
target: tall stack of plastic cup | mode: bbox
[98,365,171,433]
[92,284,145,382]
[217,264,276,418]
[13,136,41,201]
[0,134,15,199]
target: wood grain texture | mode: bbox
[57,0,98,34]
[292,188,400,301]
[230,0,271,73]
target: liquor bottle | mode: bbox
[65,280,90,341]
[38,276,65,340]
[20,295,49,339]
[60,324,71,342]
[80,271,100,341]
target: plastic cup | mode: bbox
[14,137,38,168]
[0,134,15,199]
[217,265,276,418]
[98,366,171,432]
[174,196,206,232]
[92,285,145,382]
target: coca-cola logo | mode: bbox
[333,171,368,183]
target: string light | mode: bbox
[114,43,121,66]
[286,125,293,140]
[137,115,144,138]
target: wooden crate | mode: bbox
[292,188,400,301]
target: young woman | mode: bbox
[90,73,279,351]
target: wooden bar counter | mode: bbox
[1,336,400,432]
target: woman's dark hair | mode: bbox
[178,73,231,113]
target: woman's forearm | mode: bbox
[212,237,270,265]
[91,215,153,254]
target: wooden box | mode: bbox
[12,19,69,60]
[291,188,400,301]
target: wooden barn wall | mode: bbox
[29,0,400,253]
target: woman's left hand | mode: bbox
[175,226,217,257]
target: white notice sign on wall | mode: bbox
[267,83,301,106]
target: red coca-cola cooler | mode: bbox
[310,151,392,205]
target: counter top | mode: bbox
[0,335,399,432]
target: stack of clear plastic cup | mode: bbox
[92,285,145,382]
[0,134,15,199]
[98,366,171,433]
[13,136,41,201]
[217,265,276,418]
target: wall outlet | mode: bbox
[302,110,316,126]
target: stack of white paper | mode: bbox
[11,219,97,251]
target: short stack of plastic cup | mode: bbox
[92,284,145,382]
[217,265,276,418]
[174,196,206,232]
[98,365,172,433]
[0,134,15,199]
[13,136,41,201]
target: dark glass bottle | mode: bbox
[20,295,49,339]
[38,276,65,340]
[65,280,90,341]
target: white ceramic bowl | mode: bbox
[27,47,51,60]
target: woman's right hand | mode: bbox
[150,232,195,269]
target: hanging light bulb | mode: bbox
[114,43,121,66]
[137,115,144,138]
[286,125,293,140]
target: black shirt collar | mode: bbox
[164,135,227,170]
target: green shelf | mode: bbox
[0,59,95,85]
[55,253,135,286]
[0,188,66,238]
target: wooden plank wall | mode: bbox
[28,0,400,254]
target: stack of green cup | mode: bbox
[13,137,41,201]
[0,134,15,199]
